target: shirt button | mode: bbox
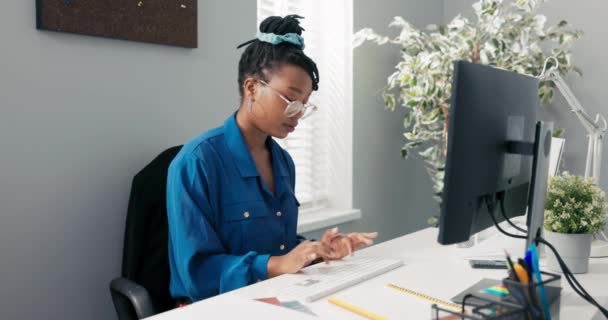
[280,244,285,251]
[276,211,282,217]
[243,211,250,218]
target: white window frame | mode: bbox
[256,0,360,232]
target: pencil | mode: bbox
[328,297,388,320]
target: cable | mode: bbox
[540,238,601,308]
[537,237,608,317]
[485,195,608,317]
[484,196,527,240]
[498,196,528,233]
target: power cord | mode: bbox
[487,196,608,318]
[484,196,526,240]
[536,237,608,317]
[497,192,528,234]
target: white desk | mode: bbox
[149,228,608,319]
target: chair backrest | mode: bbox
[121,145,182,314]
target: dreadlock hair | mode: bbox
[236,15,320,102]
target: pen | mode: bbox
[513,263,529,285]
[528,244,551,319]
[524,251,534,282]
[504,249,516,280]
[519,259,534,284]
[328,297,387,320]
[505,265,541,318]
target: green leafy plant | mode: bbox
[353,0,582,222]
[545,173,607,234]
[552,128,565,138]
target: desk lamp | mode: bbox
[539,57,608,257]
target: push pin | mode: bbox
[137,1,143,7]
[180,4,187,8]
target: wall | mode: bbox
[346,0,445,243]
[0,1,255,319]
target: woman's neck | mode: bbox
[235,108,269,154]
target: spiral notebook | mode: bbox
[387,283,463,311]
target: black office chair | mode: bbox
[110,145,182,320]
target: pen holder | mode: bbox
[431,271,562,320]
[431,295,526,320]
[501,270,562,320]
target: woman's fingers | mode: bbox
[296,244,318,267]
[338,236,353,257]
[347,232,378,251]
[348,233,372,244]
[315,241,336,261]
[349,232,378,241]
[321,227,339,243]
[362,232,379,239]
[352,239,372,251]
[298,252,317,267]
[317,227,344,262]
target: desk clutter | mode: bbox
[251,245,563,319]
[433,244,562,320]
[256,282,468,319]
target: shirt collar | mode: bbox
[224,112,289,178]
[268,138,289,177]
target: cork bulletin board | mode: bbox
[36,0,198,48]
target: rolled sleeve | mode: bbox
[252,254,270,281]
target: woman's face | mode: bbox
[247,64,313,139]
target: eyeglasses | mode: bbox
[259,80,317,119]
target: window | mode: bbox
[257,0,355,219]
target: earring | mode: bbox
[247,99,253,112]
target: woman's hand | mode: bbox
[319,227,378,261]
[267,240,334,277]
[345,232,378,251]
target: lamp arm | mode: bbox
[549,72,604,134]
[541,69,608,181]
[590,132,603,180]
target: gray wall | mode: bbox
[347,0,445,243]
[444,0,608,234]
[0,1,255,319]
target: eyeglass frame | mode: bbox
[258,80,317,119]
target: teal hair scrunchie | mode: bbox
[256,31,305,49]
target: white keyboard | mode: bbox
[274,257,404,302]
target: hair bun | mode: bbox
[259,14,305,36]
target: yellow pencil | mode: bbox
[328,297,388,320]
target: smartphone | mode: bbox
[469,259,508,269]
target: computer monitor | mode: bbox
[438,60,553,251]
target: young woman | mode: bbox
[166,15,377,303]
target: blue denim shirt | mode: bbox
[166,113,300,302]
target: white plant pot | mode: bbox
[543,229,592,274]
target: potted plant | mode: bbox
[544,173,607,273]
[353,0,581,224]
